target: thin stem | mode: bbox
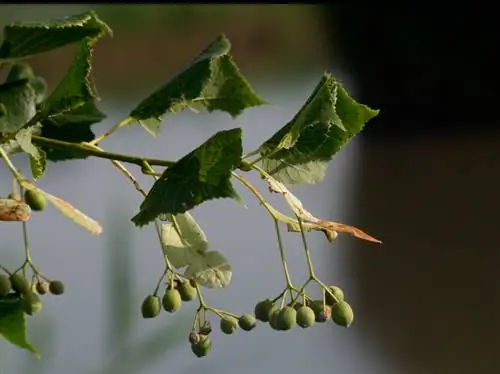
[0,264,11,275]
[0,145,23,181]
[194,284,206,308]
[89,117,134,146]
[296,215,316,279]
[30,135,175,168]
[153,268,169,296]
[273,219,294,289]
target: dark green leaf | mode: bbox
[128,34,267,136]
[0,79,37,134]
[0,298,39,358]
[41,38,97,117]
[259,73,379,184]
[6,63,48,105]
[132,128,243,227]
[0,10,112,61]
[39,100,106,161]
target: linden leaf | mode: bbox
[39,100,106,161]
[131,128,243,227]
[184,250,232,289]
[13,126,47,180]
[0,10,111,61]
[0,79,37,134]
[29,146,47,181]
[128,34,267,136]
[259,73,379,185]
[0,298,40,358]
[266,176,382,244]
[20,181,102,235]
[40,38,97,118]
[5,63,47,104]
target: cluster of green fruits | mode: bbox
[141,278,197,319]
[0,272,64,316]
[253,286,354,331]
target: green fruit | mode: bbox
[277,306,297,331]
[10,274,30,295]
[141,295,161,319]
[296,305,316,328]
[36,282,49,295]
[162,289,182,313]
[331,301,354,327]
[220,317,238,335]
[191,335,212,358]
[238,313,257,331]
[325,285,345,306]
[21,292,43,316]
[24,189,46,211]
[0,275,12,297]
[49,280,65,295]
[254,299,275,322]
[308,300,331,323]
[177,281,196,302]
[269,309,281,330]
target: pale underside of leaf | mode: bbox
[266,176,382,244]
[20,181,102,235]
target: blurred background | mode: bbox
[0,4,499,374]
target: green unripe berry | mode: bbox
[177,281,196,302]
[296,305,316,328]
[331,301,354,327]
[162,289,182,313]
[254,299,274,322]
[36,281,49,295]
[49,280,65,295]
[220,317,238,335]
[24,189,46,212]
[21,292,43,316]
[191,335,212,358]
[308,300,331,323]
[325,285,345,306]
[141,295,161,319]
[269,309,281,331]
[277,306,297,331]
[238,313,257,331]
[10,274,30,295]
[0,275,12,297]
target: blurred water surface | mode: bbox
[0,76,388,374]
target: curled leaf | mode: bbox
[0,198,31,222]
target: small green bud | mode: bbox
[0,274,12,297]
[331,301,354,327]
[10,274,30,295]
[162,289,182,313]
[49,280,65,295]
[296,305,316,328]
[220,317,238,335]
[22,292,43,316]
[254,299,274,322]
[36,281,49,295]
[238,313,257,331]
[325,285,345,306]
[277,306,297,331]
[141,295,161,319]
[269,309,281,331]
[177,281,196,302]
[24,189,46,212]
[191,335,212,358]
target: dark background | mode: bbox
[328,5,500,373]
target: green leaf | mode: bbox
[184,250,232,289]
[161,212,209,269]
[259,73,379,185]
[128,34,267,136]
[0,10,112,61]
[0,298,40,358]
[41,38,97,117]
[131,128,243,227]
[29,146,47,181]
[6,63,47,104]
[39,100,106,161]
[0,79,37,134]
